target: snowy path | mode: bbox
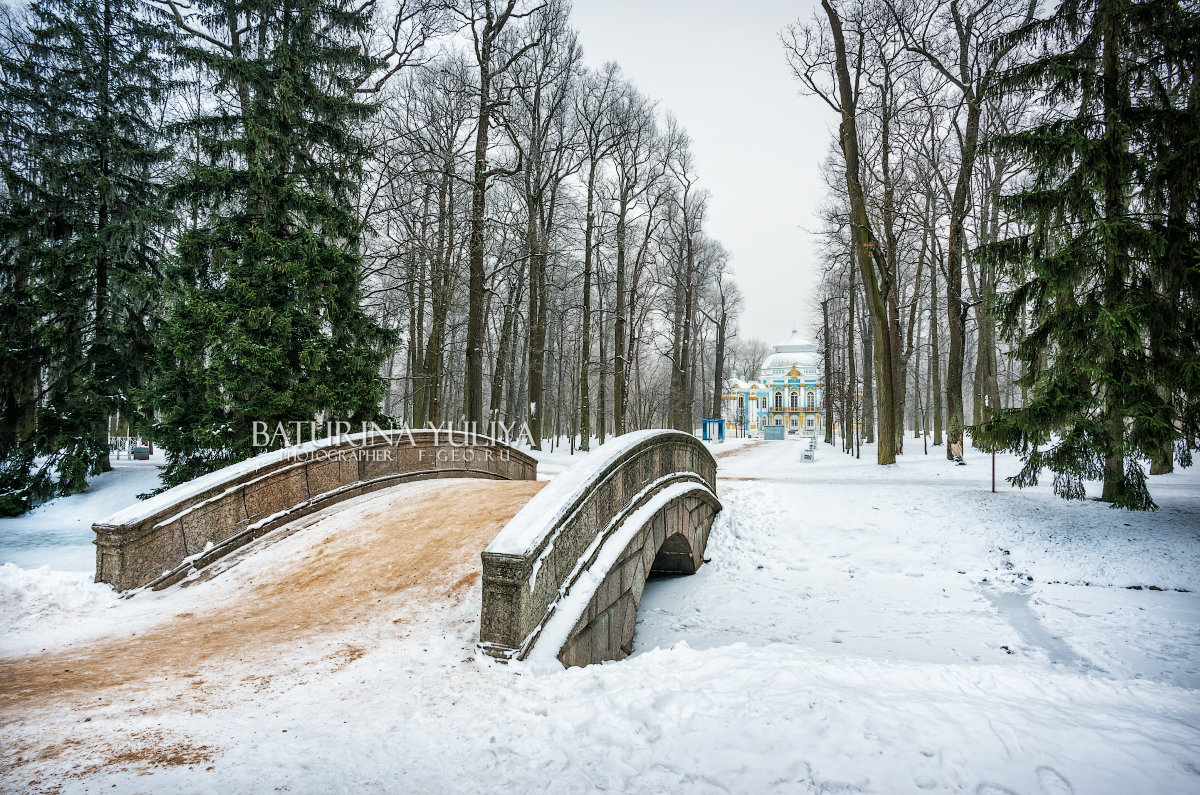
[640,440,1200,686]
[1,478,543,789]
[2,438,1198,792]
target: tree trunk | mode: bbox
[711,311,727,420]
[464,31,494,428]
[913,305,923,439]
[597,281,607,445]
[930,253,943,445]
[612,197,628,436]
[860,313,874,444]
[944,98,983,460]
[822,0,897,464]
[669,245,694,432]
[983,173,1003,416]
[527,218,547,449]
[1099,5,1129,502]
[419,169,453,426]
[879,75,904,456]
[409,187,431,424]
[578,163,597,450]
[848,262,857,453]
[822,298,834,445]
[490,267,522,426]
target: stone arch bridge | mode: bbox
[91,428,720,666]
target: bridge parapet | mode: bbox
[94,430,536,592]
[480,430,720,666]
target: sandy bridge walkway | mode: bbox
[1,478,543,785]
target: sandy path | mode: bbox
[1,478,542,782]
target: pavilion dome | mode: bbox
[774,330,815,352]
[760,330,820,373]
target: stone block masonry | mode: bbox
[93,430,536,592]
[480,430,720,666]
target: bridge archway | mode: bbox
[549,488,719,666]
[480,429,720,667]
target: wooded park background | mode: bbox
[0,0,1196,514]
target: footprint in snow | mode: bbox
[976,785,1020,795]
[1036,766,1074,795]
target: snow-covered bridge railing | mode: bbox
[479,429,720,667]
[93,430,537,592]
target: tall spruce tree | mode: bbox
[0,0,171,515]
[977,0,1198,510]
[153,0,391,486]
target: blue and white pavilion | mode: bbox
[722,331,824,436]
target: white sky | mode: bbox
[570,0,835,347]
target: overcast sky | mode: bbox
[570,0,835,347]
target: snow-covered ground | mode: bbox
[2,437,1199,792]
[642,440,1200,685]
[0,453,165,572]
[0,454,167,652]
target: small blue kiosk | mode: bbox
[701,418,725,442]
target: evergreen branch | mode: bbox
[150,0,235,53]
